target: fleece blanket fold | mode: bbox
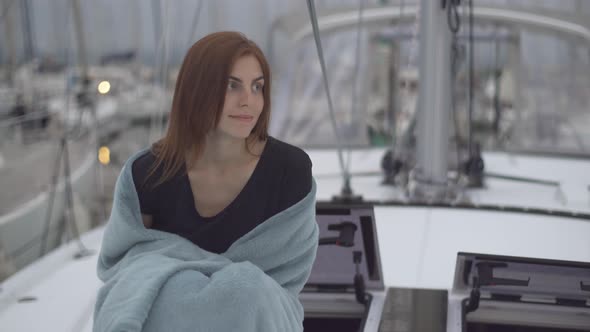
[93,150,318,332]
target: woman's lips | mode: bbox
[229,115,254,122]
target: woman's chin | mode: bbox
[214,128,252,140]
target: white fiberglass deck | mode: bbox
[0,150,589,332]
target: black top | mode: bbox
[131,136,312,254]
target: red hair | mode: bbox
[146,31,271,188]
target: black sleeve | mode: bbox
[279,149,313,210]
[131,152,157,215]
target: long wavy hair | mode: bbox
[145,31,271,188]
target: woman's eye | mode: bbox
[228,81,240,90]
[252,83,263,93]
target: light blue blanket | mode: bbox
[93,151,319,332]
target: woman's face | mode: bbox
[216,54,265,139]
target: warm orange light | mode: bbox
[98,146,110,165]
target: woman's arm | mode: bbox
[142,214,153,229]
[132,152,157,229]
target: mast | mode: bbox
[411,0,453,200]
[20,0,35,62]
[71,0,89,82]
[2,0,17,83]
[128,0,142,76]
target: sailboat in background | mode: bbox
[0,0,172,277]
[0,0,590,331]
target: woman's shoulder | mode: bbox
[267,136,312,169]
[265,137,312,207]
[266,137,312,194]
[130,149,160,189]
[131,150,157,174]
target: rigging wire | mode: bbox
[305,0,352,198]
[186,0,203,49]
[39,2,75,259]
[346,0,367,178]
[468,0,474,157]
[10,224,62,260]
[158,0,172,137]
[149,0,170,144]
[38,2,89,259]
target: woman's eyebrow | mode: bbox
[229,75,264,83]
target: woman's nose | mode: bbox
[239,89,251,107]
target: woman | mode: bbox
[132,31,313,254]
[94,32,317,331]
